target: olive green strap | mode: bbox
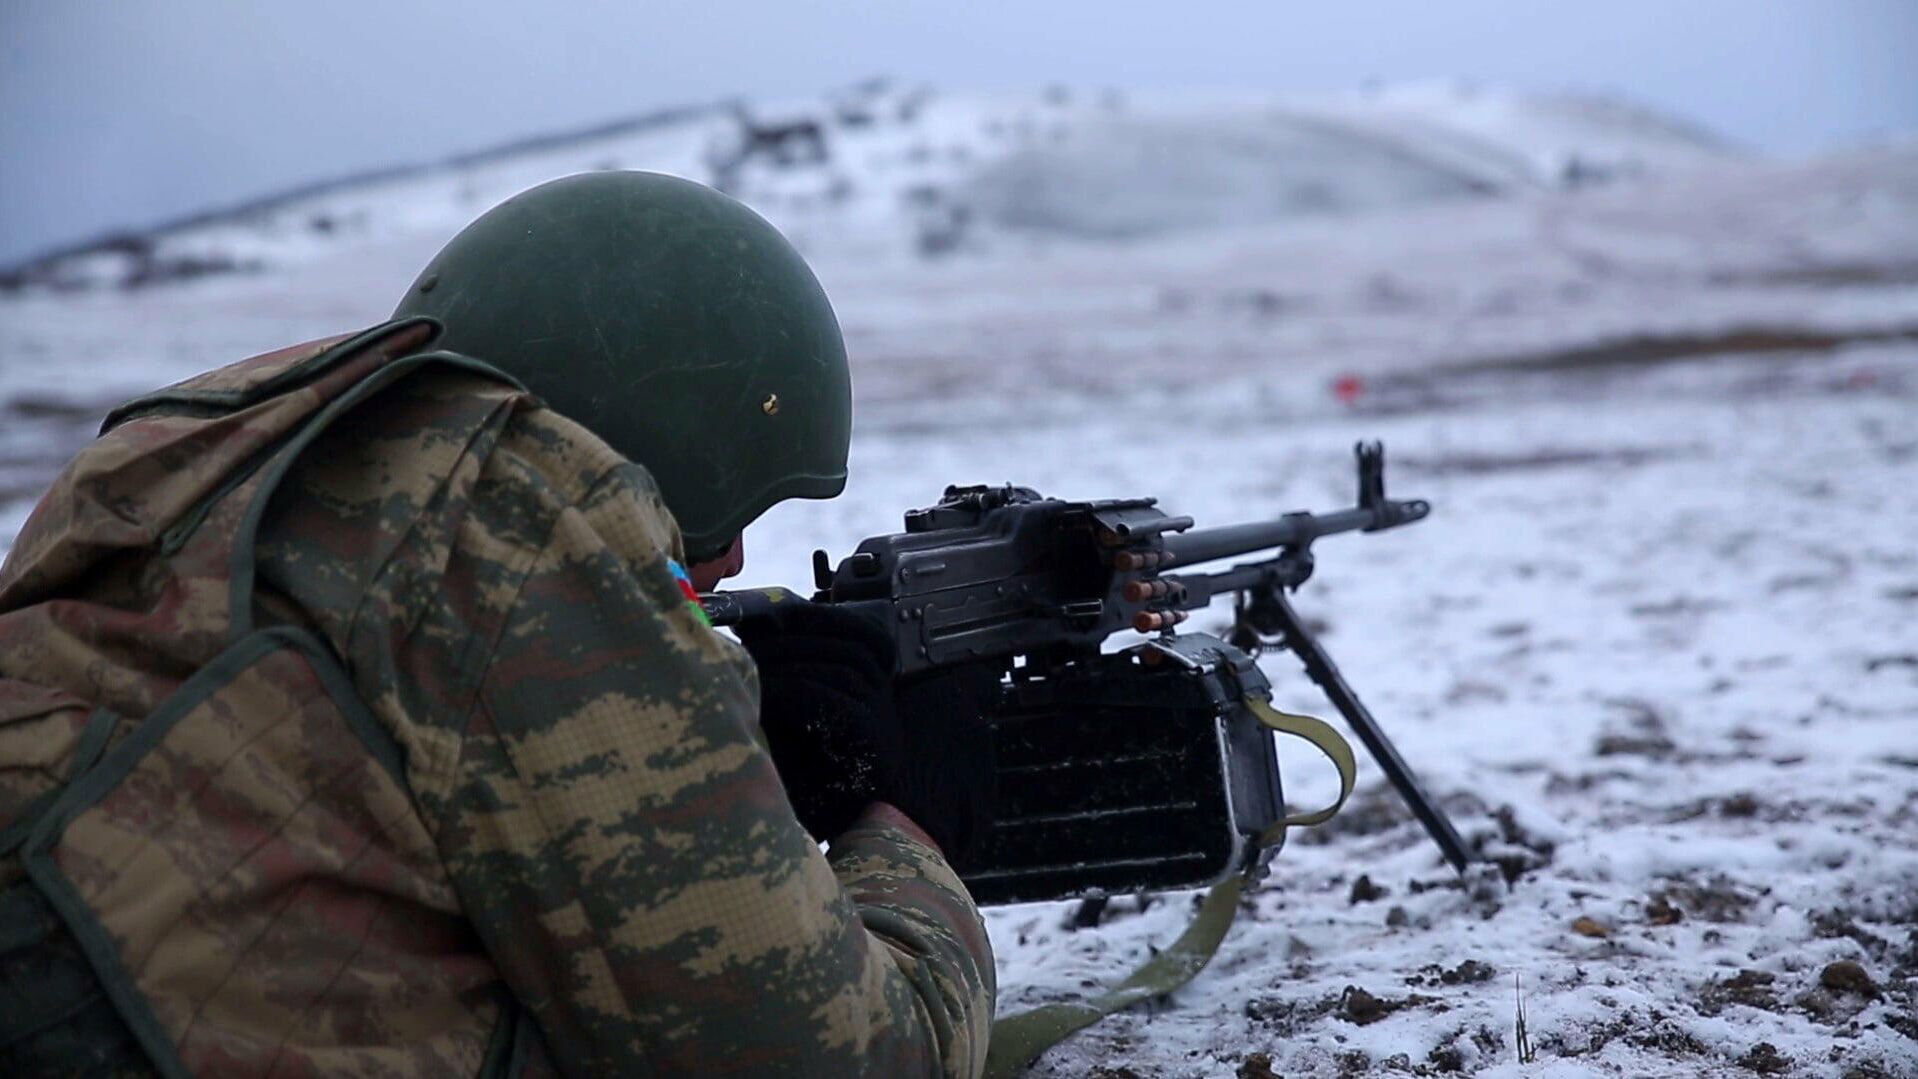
[984,698,1356,1078]
[983,876,1247,1078]
[1246,697,1358,841]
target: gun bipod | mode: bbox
[1231,581,1475,874]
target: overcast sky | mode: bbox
[3,1,1915,264]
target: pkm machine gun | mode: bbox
[704,443,1472,904]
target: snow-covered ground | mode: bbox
[942,365,1918,1079]
[2,84,1915,1076]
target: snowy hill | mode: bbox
[2,83,1916,1077]
[1,81,1735,292]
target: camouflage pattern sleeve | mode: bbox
[437,459,994,1078]
[826,806,997,1072]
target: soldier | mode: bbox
[0,172,996,1076]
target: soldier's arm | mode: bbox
[439,462,993,1078]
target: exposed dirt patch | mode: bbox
[1296,784,1413,845]
[1401,443,1700,477]
[1628,596,1728,618]
[1338,984,1443,1025]
[1736,1041,1791,1075]
[1795,984,1874,1027]
[2,395,106,422]
[1645,893,1683,925]
[1697,969,1782,1016]
[1333,1049,1371,1077]
[1243,992,1343,1038]
[1452,324,1918,374]
[1810,909,1899,963]
[1657,873,1756,923]
[1468,804,1557,885]
[1406,959,1495,988]
[1349,874,1389,905]
[1709,261,1918,289]
[1540,1006,1711,1059]
[1543,767,1639,795]
[1655,875,1763,924]
[1593,697,1678,760]
[1425,1043,1466,1072]
[1886,1004,1918,1043]
[1663,792,1806,825]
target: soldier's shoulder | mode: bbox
[487,401,683,557]
[245,328,686,566]
[489,402,627,504]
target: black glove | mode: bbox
[736,601,1000,866]
[891,663,1000,871]
[735,601,901,844]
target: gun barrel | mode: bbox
[1161,499,1425,570]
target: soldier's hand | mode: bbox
[889,664,1000,871]
[737,602,999,868]
[735,601,902,842]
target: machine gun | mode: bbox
[704,443,1472,904]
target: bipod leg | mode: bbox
[1263,589,1474,874]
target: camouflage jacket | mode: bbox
[0,320,994,1077]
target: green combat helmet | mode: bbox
[395,171,851,562]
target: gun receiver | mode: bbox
[704,443,1473,901]
[707,442,1428,674]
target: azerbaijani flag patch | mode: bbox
[667,559,713,626]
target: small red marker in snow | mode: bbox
[1333,373,1365,405]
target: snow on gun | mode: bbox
[702,443,1474,904]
